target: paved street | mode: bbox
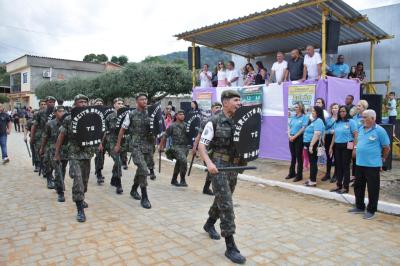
[1,132,400,266]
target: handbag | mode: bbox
[347,141,354,150]
[317,137,325,157]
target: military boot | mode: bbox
[140,187,151,209]
[203,217,221,240]
[171,173,179,186]
[110,176,117,187]
[179,174,188,187]
[46,176,55,189]
[115,178,123,194]
[57,189,65,202]
[96,171,104,185]
[149,168,156,180]
[224,235,246,264]
[203,180,214,195]
[130,183,141,200]
[75,201,86,223]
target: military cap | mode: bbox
[176,109,185,114]
[55,106,65,111]
[135,92,148,100]
[45,96,57,102]
[94,98,104,104]
[221,90,240,102]
[74,94,89,102]
[211,102,222,108]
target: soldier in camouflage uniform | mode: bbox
[159,110,189,187]
[115,93,154,209]
[55,94,95,223]
[198,90,246,264]
[28,100,47,172]
[192,102,222,195]
[93,98,106,184]
[39,106,68,202]
[99,98,124,194]
[31,96,56,188]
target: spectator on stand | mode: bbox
[349,109,390,220]
[244,63,256,86]
[270,52,287,84]
[12,111,20,132]
[387,92,397,136]
[0,103,12,164]
[323,103,339,183]
[225,61,240,87]
[313,98,329,119]
[348,66,357,79]
[255,61,268,85]
[286,102,308,182]
[302,45,322,81]
[167,101,176,112]
[211,66,218,87]
[199,64,212,88]
[285,49,304,82]
[329,106,358,194]
[303,106,325,187]
[329,55,350,78]
[345,95,357,117]
[349,62,368,95]
[217,61,227,87]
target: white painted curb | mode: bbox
[161,156,400,215]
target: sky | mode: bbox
[1,0,399,63]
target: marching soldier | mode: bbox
[28,99,47,172]
[99,98,124,194]
[93,98,106,184]
[115,93,153,209]
[31,96,56,188]
[39,106,68,202]
[192,102,222,195]
[159,110,189,187]
[55,94,94,222]
[198,90,246,264]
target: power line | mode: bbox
[0,25,68,38]
[0,41,40,55]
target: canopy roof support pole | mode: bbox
[192,42,196,88]
[369,40,376,94]
[321,9,328,79]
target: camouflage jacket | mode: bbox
[42,119,68,160]
[126,109,154,153]
[208,111,235,155]
[105,111,128,152]
[59,114,95,160]
[164,122,189,147]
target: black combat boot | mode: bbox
[75,201,86,222]
[179,174,188,187]
[115,178,123,194]
[110,176,117,187]
[140,187,151,209]
[171,173,179,186]
[224,235,246,264]
[57,189,65,202]
[97,171,104,185]
[130,183,141,200]
[149,168,156,180]
[203,180,214,195]
[46,176,55,189]
[203,217,221,240]
[82,201,88,208]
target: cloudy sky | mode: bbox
[0,0,399,63]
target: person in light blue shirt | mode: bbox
[303,106,325,187]
[286,102,308,182]
[329,55,350,78]
[323,103,339,183]
[329,106,358,194]
[349,109,390,220]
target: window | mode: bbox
[22,72,28,84]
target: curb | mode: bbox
[161,156,400,216]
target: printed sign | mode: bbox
[148,102,165,137]
[71,106,106,147]
[185,110,202,144]
[288,84,316,116]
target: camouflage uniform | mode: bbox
[42,119,68,193]
[35,109,54,178]
[104,111,124,181]
[205,111,239,237]
[60,115,95,202]
[94,147,105,179]
[123,109,153,188]
[31,110,44,169]
[26,117,36,167]
[164,122,189,180]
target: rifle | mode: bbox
[128,152,132,165]
[30,142,36,166]
[187,152,196,176]
[24,139,31,158]
[158,150,162,173]
[204,166,257,172]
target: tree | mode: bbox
[110,56,119,64]
[82,53,108,63]
[118,55,128,66]
[0,94,8,104]
[83,53,97,62]
[0,65,10,86]
[96,54,108,63]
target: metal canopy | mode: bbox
[174,0,393,58]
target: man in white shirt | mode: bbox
[270,52,288,84]
[225,61,239,87]
[199,64,212,88]
[302,45,322,81]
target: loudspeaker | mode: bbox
[326,19,340,54]
[180,101,192,114]
[361,94,383,124]
[188,46,201,70]
[380,124,393,170]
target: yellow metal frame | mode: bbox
[192,42,196,88]
[321,9,328,79]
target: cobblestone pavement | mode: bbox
[1,133,400,265]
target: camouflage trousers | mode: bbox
[52,160,68,192]
[94,150,105,176]
[172,146,189,177]
[121,151,128,166]
[33,142,41,167]
[132,149,153,188]
[69,159,91,202]
[208,159,238,237]
[111,153,122,179]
